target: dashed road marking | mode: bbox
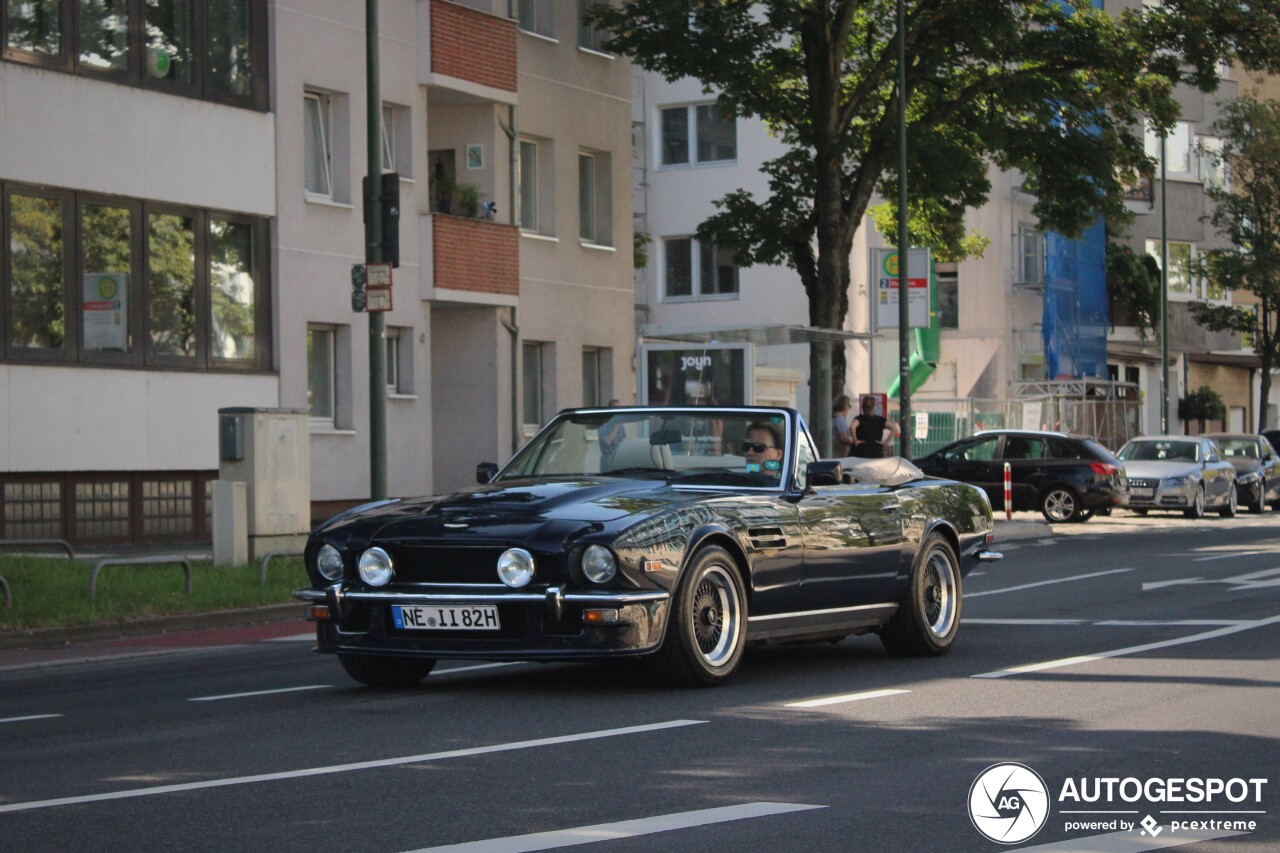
[785,688,910,709]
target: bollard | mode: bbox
[1003,462,1012,521]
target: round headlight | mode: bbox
[358,547,395,586]
[316,544,344,581]
[581,545,617,584]
[497,548,535,588]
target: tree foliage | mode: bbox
[1189,96,1280,433]
[589,0,1280,445]
[1178,384,1225,432]
[1106,240,1160,341]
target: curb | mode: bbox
[0,602,302,651]
[992,518,1054,542]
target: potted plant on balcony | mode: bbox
[453,182,482,219]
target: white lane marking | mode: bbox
[1017,826,1246,851]
[264,633,316,642]
[973,613,1280,679]
[189,685,332,702]
[966,619,1089,625]
[1095,620,1246,627]
[1144,566,1280,592]
[967,569,1133,598]
[0,714,62,724]
[406,802,826,852]
[0,719,706,814]
[1192,551,1265,562]
[785,688,909,709]
[435,662,526,675]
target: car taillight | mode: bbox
[1089,462,1118,476]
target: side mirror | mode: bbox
[476,462,499,484]
[807,460,843,487]
[1206,455,1220,465]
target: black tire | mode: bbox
[1218,485,1238,518]
[1184,485,1206,519]
[1248,484,1265,514]
[645,545,747,687]
[339,654,436,688]
[1040,485,1082,523]
[880,533,962,657]
[1077,508,1095,522]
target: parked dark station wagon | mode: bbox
[295,407,1001,688]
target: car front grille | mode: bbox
[383,545,532,584]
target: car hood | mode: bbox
[314,477,711,545]
[1121,461,1202,479]
[1225,458,1262,475]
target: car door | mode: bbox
[998,435,1047,511]
[795,482,904,608]
[1262,441,1280,503]
[938,435,1003,505]
[1201,440,1232,504]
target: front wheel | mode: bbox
[646,546,747,687]
[1248,484,1266,514]
[1218,485,1238,518]
[880,533,962,657]
[1040,485,1082,523]
[1184,485,1206,519]
[339,654,436,688]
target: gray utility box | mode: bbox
[217,408,311,559]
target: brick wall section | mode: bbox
[431,0,517,92]
[433,215,520,296]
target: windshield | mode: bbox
[498,409,792,488]
[1118,440,1199,463]
[1217,439,1258,459]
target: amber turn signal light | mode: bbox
[306,604,332,621]
[583,608,619,625]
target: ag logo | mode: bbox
[968,762,1050,844]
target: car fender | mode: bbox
[682,523,752,596]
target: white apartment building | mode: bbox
[0,0,635,546]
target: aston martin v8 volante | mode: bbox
[295,407,1001,687]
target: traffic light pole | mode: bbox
[366,0,387,500]
[896,0,912,459]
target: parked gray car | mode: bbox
[1117,436,1237,519]
[1203,433,1280,513]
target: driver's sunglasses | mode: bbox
[744,442,775,453]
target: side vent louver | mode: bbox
[748,526,787,549]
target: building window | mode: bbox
[660,103,736,166]
[1146,239,1226,302]
[518,0,553,38]
[1015,224,1044,285]
[578,151,612,246]
[1197,136,1228,189]
[663,237,738,300]
[937,267,959,329]
[385,326,414,395]
[381,102,410,176]
[578,152,596,243]
[1145,120,1193,175]
[577,0,608,53]
[582,348,601,407]
[1,180,269,368]
[2,0,267,109]
[522,341,545,429]
[519,139,538,231]
[304,92,333,198]
[308,326,335,423]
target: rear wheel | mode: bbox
[1184,485,1206,519]
[646,546,747,687]
[339,654,436,688]
[1040,485,1082,523]
[1248,483,1266,514]
[880,533,961,657]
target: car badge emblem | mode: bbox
[444,522,468,529]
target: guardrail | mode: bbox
[89,556,193,603]
[258,552,304,586]
[0,539,75,558]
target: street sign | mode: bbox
[367,263,392,287]
[366,284,392,312]
[351,264,367,291]
[351,290,367,312]
[872,247,930,329]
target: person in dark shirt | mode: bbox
[852,396,898,458]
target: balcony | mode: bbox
[420,214,519,304]
[423,0,517,105]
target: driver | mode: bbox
[743,422,785,476]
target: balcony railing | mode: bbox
[424,214,519,301]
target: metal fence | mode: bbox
[891,387,1140,457]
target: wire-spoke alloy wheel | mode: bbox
[1040,486,1081,523]
[881,532,962,656]
[647,545,747,687]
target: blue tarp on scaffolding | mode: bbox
[1043,219,1109,380]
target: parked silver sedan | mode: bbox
[1117,436,1237,519]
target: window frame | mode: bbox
[518,138,538,232]
[304,90,334,200]
[2,0,269,110]
[307,324,337,426]
[661,235,740,302]
[578,151,596,243]
[659,102,737,167]
[576,0,609,54]
[1145,238,1227,303]
[522,341,544,430]
[0,179,271,371]
[517,0,554,39]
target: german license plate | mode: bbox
[1130,488,1153,498]
[392,604,500,631]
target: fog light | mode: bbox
[584,608,619,624]
[497,548,535,588]
[358,547,394,586]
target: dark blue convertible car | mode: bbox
[295,406,1000,687]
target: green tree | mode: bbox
[1178,385,1225,434]
[589,0,1280,449]
[1188,96,1280,432]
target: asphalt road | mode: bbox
[1,512,1278,852]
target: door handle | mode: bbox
[882,504,899,513]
